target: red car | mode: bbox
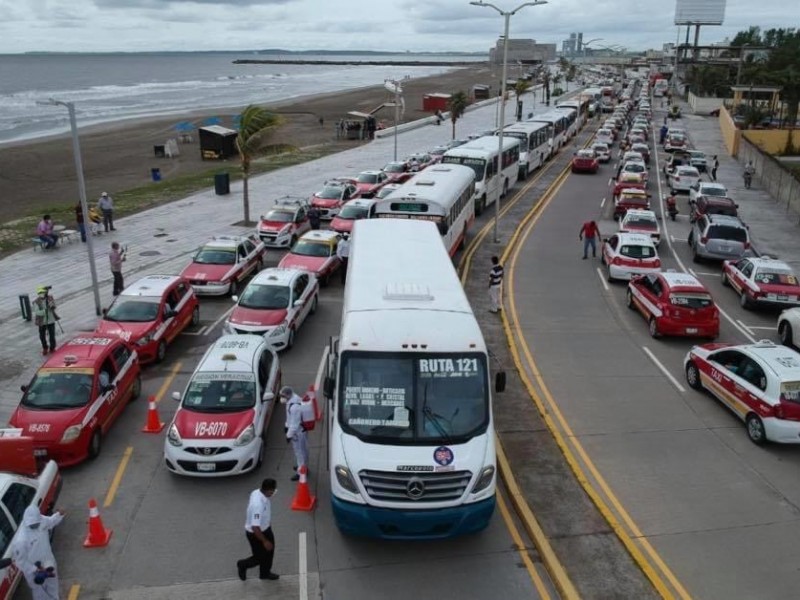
[9,335,142,466]
[354,170,389,198]
[722,257,800,309]
[571,149,599,173]
[613,187,649,220]
[180,234,266,296]
[95,275,199,364]
[330,199,377,235]
[277,230,342,285]
[382,161,413,184]
[627,271,719,338]
[310,179,360,220]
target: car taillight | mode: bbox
[744,241,750,249]
[654,258,661,268]
[775,398,786,419]
[612,257,622,265]
[753,291,765,298]
[700,236,708,244]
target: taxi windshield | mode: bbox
[338,205,369,220]
[264,210,293,223]
[754,270,797,285]
[625,216,657,230]
[22,371,93,409]
[194,247,235,265]
[383,162,406,173]
[670,293,713,309]
[238,284,290,309]
[292,240,331,257]
[620,244,655,259]
[576,151,594,159]
[183,377,256,411]
[623,163,645,173]
[317,186,344,200]
[357,173,379,184]
[104,298,160,322]
[702,187,728,197]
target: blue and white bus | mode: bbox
[527,110,570,152]
[321,219,504,539]
[498,121,553,179]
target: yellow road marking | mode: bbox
[67,584,80,600]
[104,446,134,508]
[502,165,692,599]
[154,361,183,403]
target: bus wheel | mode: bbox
[476,197,486,216]
[502,180,509,198]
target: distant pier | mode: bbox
[233,59,482,66]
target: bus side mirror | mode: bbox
[495,371,506,393]
[323,376,335,399]
[437,222,449,236]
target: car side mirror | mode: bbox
[20,384,28,393]
[0,557,11,570]
[495,371,507,393]
[324,376,335,399]
[101,307,108,316]
[231,295,239,303]
[294,299,303,307]
[164,309,177,320]
[262,391,274,402]
[103,383,116,394]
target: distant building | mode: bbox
[489,37,556,64]
[560,32,584,57]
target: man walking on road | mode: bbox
[236,478,279,582]
[711,155,719,181]
[98,192,116,232]
[33,286,59,355]
[109,242,126,296]
[281,386,308,481]
[337,234,350,284]
[488,256,504,314]
[579,220,600,260]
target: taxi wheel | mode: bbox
[721,271,730,287]
[130,375,142,402]
[648,318,660,338]
[685,361,702,390]
[156,340,167,363]
[739,292,752,310]
[255,438,265,469]
[88,430,102,460]
[746,414,767,445]
[286,328,296,350]
[606,264,614,283]
[290,235,298,247]
[229,280,239,297]
[625,289,635,309]
[501,179,509,198]
[310,294,318,315]
[779,321,794,348]
[320,272,330,287]
[191,306,200,326]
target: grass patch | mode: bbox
[0,144,345,256]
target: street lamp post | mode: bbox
[582,38,603,63]
[384,79,403,162]
[39,99,102,316]
[470,0,548,244]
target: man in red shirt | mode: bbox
[579,220,600,259]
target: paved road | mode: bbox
[508,98,800,599]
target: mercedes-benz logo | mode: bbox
[406,477,425,500]
[202,448,212,456]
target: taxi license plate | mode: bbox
[197,463,216,472]
[686,328,698,334]
[33,449,47,457]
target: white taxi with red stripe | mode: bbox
[619,209,661,246]
[181,234,266,296]
[627,271,719,338]
[257,196,311,248]
[685,340,800,444]
[224,268,319,351]
[722,256,800,310]
[164,335,280,476]
[601,232,661,282]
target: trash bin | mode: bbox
[214,172,230,195]
[19,294,31,322]
[151,168,161,182]
[153,145,166,158]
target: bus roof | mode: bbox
[342,220,486,353]
[458,135,520,153]
[502,121,552,134]
[527,111,568,124]
[381,164,475,206]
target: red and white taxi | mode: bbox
[722,257,800,310]
[0,433,61,600]
[601,232,661,282]
[382,161,413,184]
[619,209,661,246]
[354,170,389,198]
[310,179,360,220]
[627,271,719,338]
[613,186,649,220]
[164,335,280,476]
[180,234,266,296]
[571,149,599,174]
[684,340,800,444]
[278,230,341,285]
[224,268,319,351]
[9,336,141,466]
[257,196,311,248]
[330,198,377,235]
[95,275,199,364]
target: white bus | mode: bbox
[552,106,578,140]
[556,97,590,129]
[527,111,570,152]
[498,121,553,179]
[442,136,520,216]
[321,219,504,539]
[376,164,476,256]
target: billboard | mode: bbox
[674,0,726,25]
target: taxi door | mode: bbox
[164,281,193,342]
[95,351,124,433]
[255,347,280,436]
[291,274,314,328]
[110,341,138,406]
[236,238,260,281]
[630,275,661,321]
[294,206,310,237]
[706,349,751,419]
[728,259,753,295]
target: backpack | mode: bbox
[300,399,316,431]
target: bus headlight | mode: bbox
[61,425,82,444]
[167,424,183,447]
[472,466,495,493]
[234,425,255,447]
[335,465,358,493]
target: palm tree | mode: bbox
[448,91,469,140]
[552,73,563,97]
[236,105,283,225]
[513,79,532,121]
[540,69,551,106]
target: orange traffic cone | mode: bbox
[141,395,164,433]
[291,465,316,512]
[83,498,112,548]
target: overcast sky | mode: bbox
[0,0,788,54]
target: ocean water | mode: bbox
[0,52,484,145]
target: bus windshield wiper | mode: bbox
[422,384,451,443]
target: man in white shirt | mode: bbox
[237,478,279,581]
[281,386,308,481]
[336,234,351,285]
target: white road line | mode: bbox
[595,267,610,291]
[600,197,606,208]
[206,305,235,335]
[746,325,776,331]
[642,346,686,393]
[299,531,308,600]
[692,271,718,277]
[670,234,676,242]
[736,320,756,336]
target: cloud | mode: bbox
[93,0,297,7]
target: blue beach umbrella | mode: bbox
[174,120,194,132]
[202,116,221,126]
[232,114,242,130]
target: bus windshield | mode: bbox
[441,156,487,181]
[502,132,529,152]
[339,352,489,444]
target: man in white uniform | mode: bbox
[281,386,308,481]
[10,505,66,600]
[237,478,279,581]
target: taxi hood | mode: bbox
[258,219,291,232]
[10,405,84,443]
[311,198,340,208]
[330,216,355,234]
[173,406,255,440]
[181,262,232,281]
[229,306,288,327]
[278,254,325,274]
[95,319,153,344]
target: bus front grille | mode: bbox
[359,469,473,502]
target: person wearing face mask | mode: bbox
[280,386,308,481]
[236,478,279,582]
[9,505,66,600]
[32,286,59,355]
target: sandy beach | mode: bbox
[0,63,495,228]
